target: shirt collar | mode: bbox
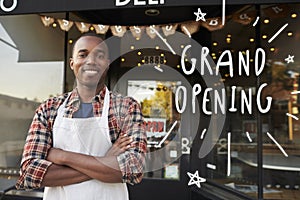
[66,86,107,108]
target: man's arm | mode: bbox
[46,134,133,183]
[41,164,91,187]
[47,149,123,183]
[16,96,90,189]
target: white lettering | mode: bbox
[241,89,252,114]
[115,0,164,6]
[181,45,195,75]
[214,89,226,114]
[0,0,17,12]
[115,0,130,6]
[133,26,141,33]
[257,83,272,113]
[175,86,187,113]
[255,48,266,76]
[135,0,146,5]
[238,50,250,76]
[216,50,233,77]
[228,86,237,112]
[201,47,213,75]
[203,88,212,115]
[192,84,201,113]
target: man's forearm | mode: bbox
[47,148,123,183]
[41,163,91,187]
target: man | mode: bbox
[16,33,147,200]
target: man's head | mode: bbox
[70,33,110,90]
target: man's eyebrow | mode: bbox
[77,49,88,53]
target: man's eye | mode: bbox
[97,54,105,59]
[78,53,87,58]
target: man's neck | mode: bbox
[76,84,104,103]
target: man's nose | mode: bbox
[86,54,96,64]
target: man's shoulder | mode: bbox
[110,91,139,105]
[39,93,69,109]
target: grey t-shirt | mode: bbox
[73,103,93,118]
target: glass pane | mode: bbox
[260,3,300,199]
[0,14,64,177]
[128,80,182,180]
[206,5,259,198]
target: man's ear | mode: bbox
[70,58,74,70]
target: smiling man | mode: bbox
[16,33,147,200]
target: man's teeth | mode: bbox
[84,70,98,74]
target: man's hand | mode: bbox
[105,134,133,156]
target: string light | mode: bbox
[211,53,216,56]
[136,37,140,41]
[137,51,142,56]
[227,34,231,38]
[213,42,218,46]
[155,46,160,50]
[177,65,181,68]
[68,39,73,44]
[121,58,125,62]
[137,63,141,67]
[226,37,231,44]
[90,26,94,31]
[180,45,185,48]
[291,13,297,18]
[130,45,135,50]
[249,38,255,43]
[160,53,165,57]
[270,47,275,52]
[263,18,270,24]
[287,31,293,37]
[52,23,57,28]
[262,35,268,39]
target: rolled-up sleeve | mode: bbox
[16,103,53,190]
[116,98,147,184]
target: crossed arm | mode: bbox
[41,134,132,187]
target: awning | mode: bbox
[0,0,299,16]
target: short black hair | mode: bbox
[71,32,105,56]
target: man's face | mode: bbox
[70,36,110,89]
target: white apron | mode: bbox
[43,88,129,200]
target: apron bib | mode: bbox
[43,88,128,200]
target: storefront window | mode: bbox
[0,14,64,177]
[202,3,300,199]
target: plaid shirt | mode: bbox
[16,87,147,189]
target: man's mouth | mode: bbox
[83,68,99,75]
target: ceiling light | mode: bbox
[145,9,160,16]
